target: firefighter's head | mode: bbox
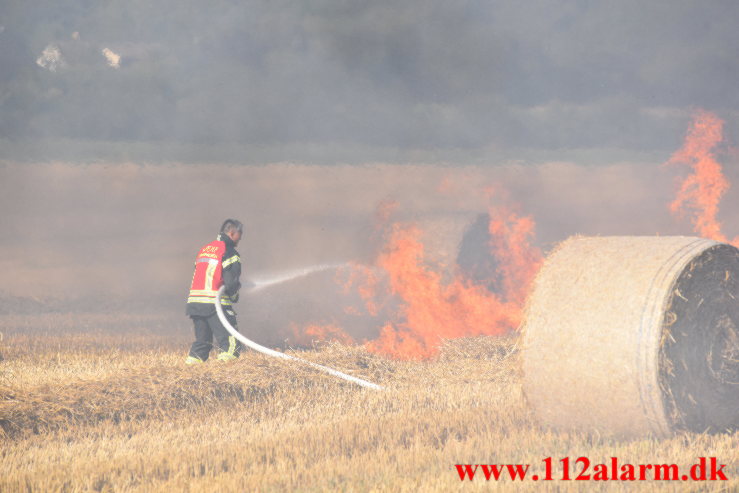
[220,219,243,245]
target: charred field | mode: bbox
[1,314,737,492]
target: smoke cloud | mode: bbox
[101,48,120,69]
[2,4,739,349]
[35,44,64,72]
[5,155,738,304]
[1,1,738,161]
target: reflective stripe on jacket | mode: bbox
[186,233,241,316]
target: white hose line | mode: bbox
[215,286,383,390]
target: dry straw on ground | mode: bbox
[1,323,738,491]
[523,235,739,438]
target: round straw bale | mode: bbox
[522,236,739,438]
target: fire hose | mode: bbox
[215,286,383,390]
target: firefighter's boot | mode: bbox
[216,352,238,362]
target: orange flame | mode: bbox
[341,263,382,316]
[291,323,355,346]
[488,207,543,305]
[364,204,542,359]
[292,192,543,359]
[667,110,734,243]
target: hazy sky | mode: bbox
[1,0,738,164]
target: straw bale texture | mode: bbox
[522,236,739,438]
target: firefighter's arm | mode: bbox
[222,255,242,302]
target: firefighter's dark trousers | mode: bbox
[188,309,241,361]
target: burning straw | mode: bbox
[522,235,739,438]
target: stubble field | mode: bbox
[0,314,737,492]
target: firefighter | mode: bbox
[185,219,243,364]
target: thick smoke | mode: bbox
[2,3,739,349]
[4,157,738,305]
[1,2,738,161]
